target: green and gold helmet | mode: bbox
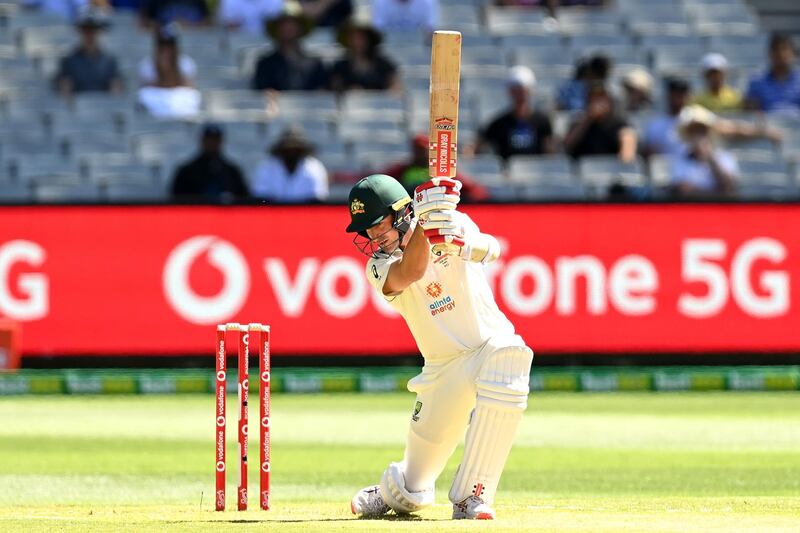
[346,174,413,257]
[345,174,411,234]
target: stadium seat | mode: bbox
[578,156,647,197]
[341,92,405,121]
[459,155,505,187]
[0,182,33,203]
[34,183,102,203]
[485,6,550,35]
[104,183,168,203]
[517,182,588,201]
[508,155,573,184]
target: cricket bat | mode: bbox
[429,31,461,179]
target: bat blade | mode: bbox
[429,30,461,179]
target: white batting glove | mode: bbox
[420,210,465,240]
[413,178,462,217]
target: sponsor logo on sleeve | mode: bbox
[412,400,422,421]
[372,264,380,279]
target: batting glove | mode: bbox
[413,178,462,217]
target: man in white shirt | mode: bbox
[670,105,738,197]
[371,0,439,33]
[252,128,329,202]
[218,0,283,34]
[346,174,533,520]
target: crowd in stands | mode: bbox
[1,0,799,204]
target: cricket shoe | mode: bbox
[351,485,391,517]
[452,495,495,520]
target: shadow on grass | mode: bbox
[169,514,449,524]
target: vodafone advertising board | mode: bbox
[0,204,797,356]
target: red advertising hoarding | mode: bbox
[0,204,796,356]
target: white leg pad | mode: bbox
[449,345,533,505]
[379,462,435,514]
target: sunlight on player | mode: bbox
[345,174,534,520]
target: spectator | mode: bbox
[691,53,742,113]
[252,128,329,202]
[645,77,782,158]
[564,81,636,162]
[23,0,102,19]
[300,0,353,27]
[620,67,653,114]
[252,3,328,91]
[171,124,250,203]
[55,8,122,98]
[329,18,399,92]
[137,26,201,118]
[138,23,196,87]
[371,0,439,33]
[745,33,800,114]
[670,105,737,198]
[556,53,612,111]
[475,66,554,161]
[381,134,489,202]
[139,0,210,28]
[643,76,690,157]
[218,0,282,34]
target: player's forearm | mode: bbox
[396,225,430,282]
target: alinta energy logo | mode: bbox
[426,282,456,316]
[163,236,250,325]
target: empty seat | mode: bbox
[508,155,574,183]
[485,6,549,35]
[578,156,647,196]
[459,155,505,186]
[35,183,102,203]
[517,182,588,201]
[104,183,168,203]
[0,183,33,203]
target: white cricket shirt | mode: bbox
[366,213,521,362]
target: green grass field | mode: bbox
[1,392,799,532]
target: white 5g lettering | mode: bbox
[678,238,789,318]
[0,240,49,320]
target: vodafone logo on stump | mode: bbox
[163,236,250,325]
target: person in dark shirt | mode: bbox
[171,124,250,203]
[476,66,554,162]
[329,18,398,93]
[140,0,210,28]
[300,0,353,27]
[55,8,122,98]
[564,81,637,161]
[252,3,328,91]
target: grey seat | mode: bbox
[0,183,33,203]
[104,183,168,203]
[35,182,102,203]
[459,155,505,187]
[578,156,647,193]
[508,155,573,184]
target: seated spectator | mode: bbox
[620,68,653,114]
[556,53,612,111]
[252,128,329,202]
[643,77,690,157]
[745,33,800,114]
[55,8,122,98]
[564,81,636,162]
[171,124,250,203]
[371,0,439,33]
[252,3,328,91]
[218,0,282,34]
[23,0,103,19]
[381,134,489,202]
[137,25,201,118]
[300,0,353,27]
[691,53,742,113]
[329,18,398,93]
[139,0,210,27]
[645,77,782,158]
[475,66,554,161]
[670,105,737,198]
[138,23,196,87]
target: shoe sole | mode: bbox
[350,501,356,515]
[476,512,494,520]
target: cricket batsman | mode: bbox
[345,174,533,520]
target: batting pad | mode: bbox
[449,346,533,505]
